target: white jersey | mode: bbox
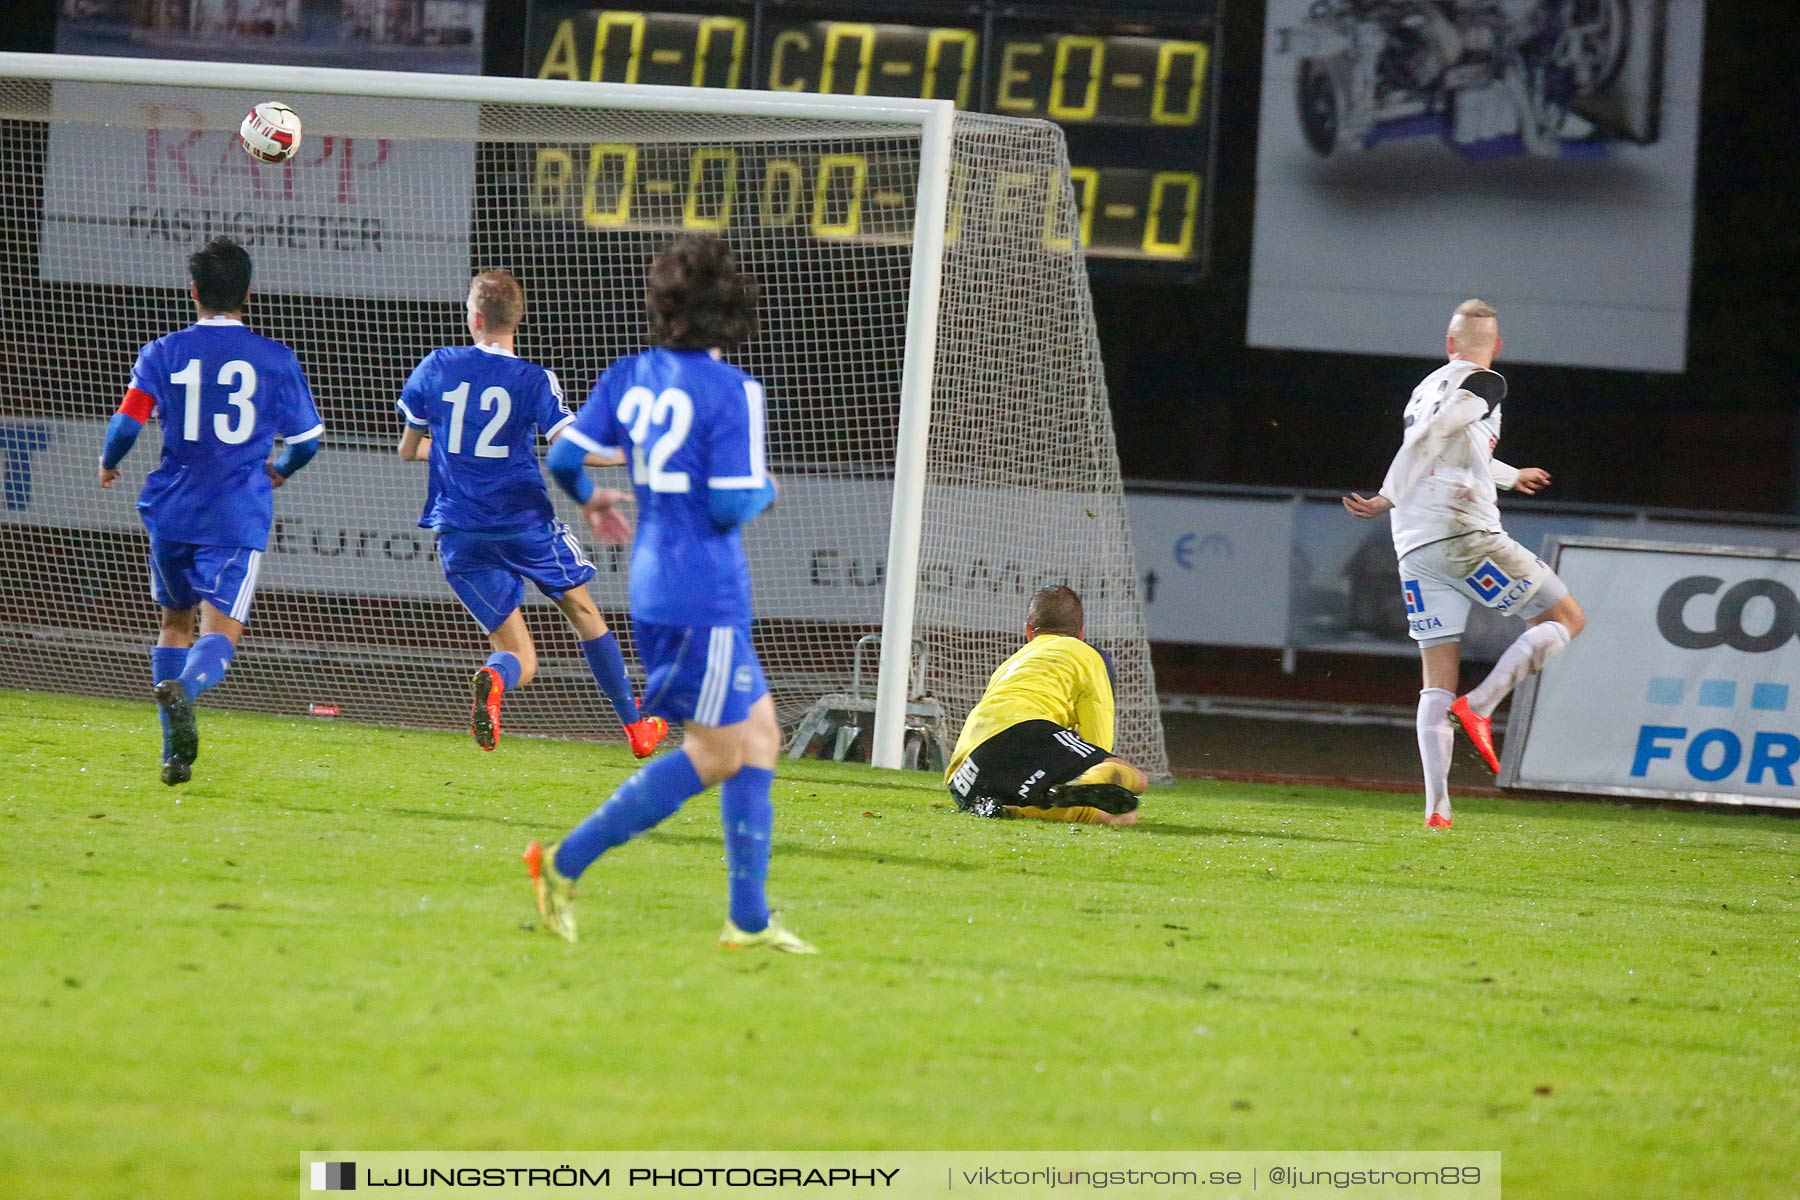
[1379,358,1521,559]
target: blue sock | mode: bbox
[555,750,705,880]
[177,633,235,701]
[485,650,522,691]
[151,647,185,758]
[719,765,774,934]
[580,633,640,724]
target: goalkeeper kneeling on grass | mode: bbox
[946,586,1147,826]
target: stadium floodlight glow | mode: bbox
[0,50,1167,780]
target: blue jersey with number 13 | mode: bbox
[565,347,768,627]
[129,316,323,551]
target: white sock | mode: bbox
[1417,688,1454,819]
[1468,620,1572,717]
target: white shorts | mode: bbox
[1398,531,1568,645]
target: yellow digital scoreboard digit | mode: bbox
[989,31,1210,127]
[761,18,977,107]
[533,8,748,88]
[522,3,1218,269]
[526,141,915,246]
[988,14,1214,267]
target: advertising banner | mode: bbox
[39,83,477,301]
[1130,493,1294,647]
[0,418,1117,635]
[11,419,1797,664]
[1502,538,1800,806]
[0,418,872,618]
[56,1,486,74]
[1288,501,1800,660]
[1248,0,1704,371]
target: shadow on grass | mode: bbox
[1183,778,1800,828]
[305,804,979,875]
[776,766,943,795]
[1178,784,1414,813]
[1134,819,1366,844]
[386,807,511,825]
[369,801,1355,851]
[645,828,979,874]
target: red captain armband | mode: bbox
[118,387,155,423]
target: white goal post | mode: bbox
[0,51,1168,780]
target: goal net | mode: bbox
[0,54,1168,780]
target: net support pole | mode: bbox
[872,102,955,771]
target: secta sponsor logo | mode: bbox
[1657,576,1800,652]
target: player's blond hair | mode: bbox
[469,269,525,333]
[1449,298,1499,350]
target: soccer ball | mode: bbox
[239,102,302,164]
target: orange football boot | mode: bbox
[470,666,505,752]
[1448,695,1501,774]
[1425,812,1454,830]
[625,714,669,759]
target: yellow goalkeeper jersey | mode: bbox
[945,633,1115,782]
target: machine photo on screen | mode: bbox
[1248,0,1702,372]
[1275,0,1667,160]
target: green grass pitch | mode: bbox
[2,689,1795,1199]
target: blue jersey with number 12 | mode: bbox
[130,316,323,551]
[565,347,767,627]
[397,344,575,535]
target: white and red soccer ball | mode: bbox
[238,101,302,164]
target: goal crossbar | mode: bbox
[0,52,952,126]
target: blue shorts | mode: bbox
[636,621,768,728]
[438,521,596,634]
[148,540,262,621]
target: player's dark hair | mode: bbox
[188,237,252,314]
[646,234,758,350]
[1028,585,1084,637]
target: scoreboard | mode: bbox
[522,2,1221,271]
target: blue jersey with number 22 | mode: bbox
[130,316,323,551]
[565,347,768,627]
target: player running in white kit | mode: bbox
[1343,299,1587,828]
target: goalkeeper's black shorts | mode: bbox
[946,719,1110,815]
